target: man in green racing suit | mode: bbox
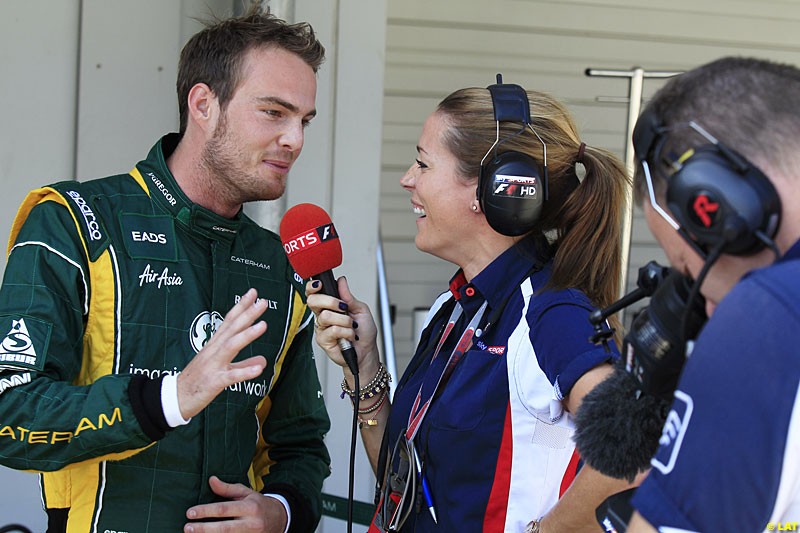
[0,8,330,533]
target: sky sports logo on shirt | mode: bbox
[282,223,338,257]
[652,389,694,475]
[475,339,505,355]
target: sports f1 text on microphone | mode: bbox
[0,6,330,532]
[624,57,800,533]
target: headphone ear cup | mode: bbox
[666,148,780,255]
[479,151,545,236]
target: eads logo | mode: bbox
[189,311,223,353]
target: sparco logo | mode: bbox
[147,172,177,206]
[66,190,103,241]
[189,311,223,353]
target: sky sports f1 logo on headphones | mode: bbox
[283,223,338,257]
[690,192,720,228]
[492,175,538,199]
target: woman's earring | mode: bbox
[471,204,479,212]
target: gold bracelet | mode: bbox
[357,391,387,429]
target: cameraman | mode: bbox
[626,56,800,532]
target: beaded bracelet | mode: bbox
[357,388,387,414]
[340,362,392,402]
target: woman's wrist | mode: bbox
[340,361,392,403]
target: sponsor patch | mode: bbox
[189,311,223,353]
[120,213,177,261]
[0,316,51,372]
[138,264,183,289]
[475,339,506,355]
[64,190,104,241]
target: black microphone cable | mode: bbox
[347,370,359,533]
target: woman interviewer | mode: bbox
[307,81,633,532]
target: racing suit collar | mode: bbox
[138,133,241,242]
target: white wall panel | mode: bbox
[0,2,80,528]
[380,0,800,371]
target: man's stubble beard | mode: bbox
[201,115,285,204]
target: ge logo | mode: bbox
[189,311,223,353]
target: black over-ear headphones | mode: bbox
[633,105,781,256]
[477,75,548,237]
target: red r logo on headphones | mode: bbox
[692,194,719,227]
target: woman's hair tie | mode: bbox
[574,142,587,183]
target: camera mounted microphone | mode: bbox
[575,267,708,483]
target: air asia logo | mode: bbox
[283,223,338,257]
[690,193,719,228]
[65,191,103,241]
[492,175,538,199]
[0,319,38,368]
[138,264,183,289]
[189,311,223,353]
[652,389,694,475]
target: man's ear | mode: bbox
[186,83,218,133]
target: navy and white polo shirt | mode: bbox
[386,238,618,531]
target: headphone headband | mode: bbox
[487,74,531,123]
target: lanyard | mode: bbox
[405,300,488,441]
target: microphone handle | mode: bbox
[312,270,359,376]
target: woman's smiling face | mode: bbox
[399,112,480,264]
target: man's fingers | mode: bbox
[208,475,255,500]
[226,356,267,383]
[215,289,268,338]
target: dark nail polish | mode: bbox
[339,302,349,311]
[355,335,360,341]
[352,321,359,329]
[312,280,321,288]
